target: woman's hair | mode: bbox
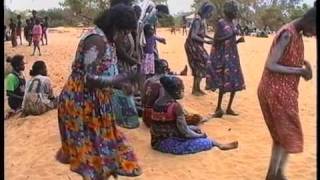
[302,7,316,25]
[198,2,215,17]
[110,0,134,7]
[155,4,170,15]
[8,55,24,71]
[17,15,21,19]
[30,60,47,76]
[160,75,184,98]
[223,0,239,18]
[155,59,169,74]
[94,4,137,41]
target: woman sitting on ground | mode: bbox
[5,55,26,113]
[142,59,204,127]
[149,75,238,155]
[22,61,57,116]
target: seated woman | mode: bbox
[150,75,238,155]
[22,61,57,116]
[5,55,26,116]
[142,59,204,127]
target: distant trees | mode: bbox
[192,0,311,31]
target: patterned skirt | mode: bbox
[206,45,245,92]
[57,78,142,179]
[184,39,208,78]
[141,53,155,75]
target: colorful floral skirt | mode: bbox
[57,78,142,179]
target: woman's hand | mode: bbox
[236,36,245,43]
[302,60,312,81]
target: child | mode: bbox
[41,17,49,45]
[32,19,42,56]
[142,23,166,78]
[24,19,33,46]
[22,61,57,116]
[16,15,23,45]
[9,18,17,47]
[5,55,26,116]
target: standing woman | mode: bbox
[206,1,245,117]
[16,15,23,45]
[31,19,42,56]
[185,2,215,96]
[9,18,17,47]
[258,7,315,180]
[56,5,142,179]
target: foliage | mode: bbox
[192,0,308,31]
[158,14,175,27]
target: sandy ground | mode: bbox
[4,27,317,180]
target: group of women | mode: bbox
[5,55,57,119]
[185,1,316,180]
[51,0,316,179]
[185,1,245,118]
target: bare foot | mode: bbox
[211,109,224,118]
[55,148,70,164]
[199,90,207,95]
[31,54,35,56]
[226,109,239,116]
[217,141,238,150]
[276,170,288,180]
[192,91,205,96]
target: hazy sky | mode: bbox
[5,0,315,15]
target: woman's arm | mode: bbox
[82,35,137,88]
[6,91,24,100]
[265,31,307,76]
[114,37,140,65]
[175,103,205,138]
[191,20,211,44]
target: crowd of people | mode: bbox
[4,0,316,179]
[5,10,49,55]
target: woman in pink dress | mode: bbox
[32,19,42,56]
[257,6,315,180]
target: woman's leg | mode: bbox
[192,77,205,96]
[212,90,224,117]
[226,91,239,116]
[276,146,289,180]
[32,43,36,55]
[37,45,41,56]
[266,142,282,180]
[213,140,238,151]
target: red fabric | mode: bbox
[151,102,177,122]
[142,79,162,127]
[257,23,304,153]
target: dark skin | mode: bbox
[212,5,245,117]
[6,61,25,100]
[265,15,315,180]
[157,80,238,150]
[190,9,214,96]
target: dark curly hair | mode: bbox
[110,0,134,7]
[160,75,184,99]
[94,4,137,42]
[30,61,47,76]
[155,59,169,74]
[7,55,24,71]
[302,7,316,25]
